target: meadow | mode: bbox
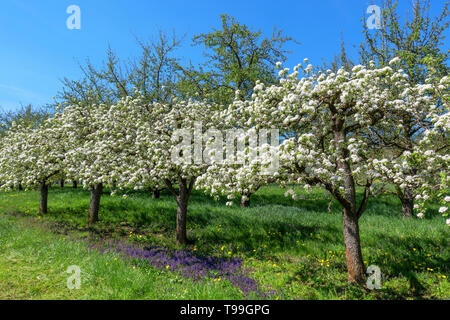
[0,185,448,300]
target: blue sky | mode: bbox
[0,0,448,111]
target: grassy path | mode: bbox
[0,215,243,299]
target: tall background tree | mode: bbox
[360,0,449,218]
[361,0,449,84]
[178,14,296,105]
[0,104,52,136]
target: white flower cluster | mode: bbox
[0,119,65,189]
[199,59,449,222]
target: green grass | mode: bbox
[0,215,243,299]
[0,184,449,300]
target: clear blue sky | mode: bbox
[0,0,448,111]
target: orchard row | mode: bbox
[0,59,448,284]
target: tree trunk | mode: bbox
[18,183,23,191]
[73,180,78,189]
[39,182,48,214]
[342,208,366,284]
[88,183,103,226]
[165,177,195,246]
[175,184,189,245]
[152,189,160,199]
[60,179,64,188]
[240,193,251,208]
[332,118,366,284]
[401,188,414,218]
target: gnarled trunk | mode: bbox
[333,117,366,284]
[152,189,160,199]
[88,183,103,226]
[164,175,196,245]
[18,183,23,191]
[240,193,251,208]
[401,188,414,218]
[165,177,195,246]
[39,182,48,214]
[73,180,78,189]
[342,208,365,283]
[60,179,64,188]
[176,187,188,245]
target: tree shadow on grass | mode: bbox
[364,232,449,298]
[251,192,339,213]
[43,185,350,253]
